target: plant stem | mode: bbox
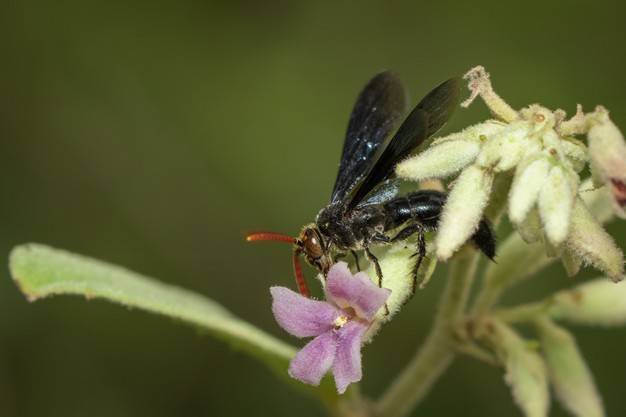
[455,342,500,367]
[492,301,550,323]
[329,385,374,417]
[375,251,480,417]
[471,234,557,315]
[471,277,505,314]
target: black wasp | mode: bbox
[247,72,495,298]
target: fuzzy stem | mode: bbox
[330,385,375,417]
[375,251,480,417]
[471,234,550,314]
[455,342,500,367]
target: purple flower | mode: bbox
[270,262,390,394]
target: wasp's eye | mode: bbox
[303,230,324,259]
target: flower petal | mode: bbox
[560,136,588,173]
[550,279,626,326]
[325,262,390,321]
[436,165,494,260]
[566,198,624,282]
[579,179,615,225]
[538,165,575,246]
[431,120,505,146]
[288,331,336,386]
[332,321,367,394]
[561,248,582,278]
[509,156,551,225]
[396,140,480,182]
[270,287,341,338]
[476,121,532,172]
[588,116,626,218]
[516,207,543,244]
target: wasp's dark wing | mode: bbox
[330,72,408,204]
[417,77,462,138]
[347,78,461,209]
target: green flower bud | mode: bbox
[535,319,605,417]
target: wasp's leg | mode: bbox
[390,224,426,297]
[390,224,421,242]
[351,250,361,271]
[370,232,391,244]
[365,246,390,316]
[364,247,383,286]
[411,232,427,295]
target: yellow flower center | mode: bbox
[333,315,349,329]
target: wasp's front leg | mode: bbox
[364,246,383,287]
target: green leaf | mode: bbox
[9,243,338,403]
[535,318,605,417]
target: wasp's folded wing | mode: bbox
[416,77,461,138]
[347,78,460,209]
[355,178,402,208]
[330,72,407,204]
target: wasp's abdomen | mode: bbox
[383,190,447,230]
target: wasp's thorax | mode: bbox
[316,203,361,250]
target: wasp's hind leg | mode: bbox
[412,232,427,295]
[391,224,426,297]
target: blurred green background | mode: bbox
[1,0,626,416]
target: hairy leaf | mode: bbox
[9,243,338,402]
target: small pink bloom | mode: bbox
[270,262,390,394]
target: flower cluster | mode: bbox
[270,262,390,393]
[396,66,625,281]
[268,66,626,400]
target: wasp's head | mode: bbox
[295,224,332,276]
[245,225,332,298]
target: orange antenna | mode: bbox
[246,231,295,244]
[292,250,310,298]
